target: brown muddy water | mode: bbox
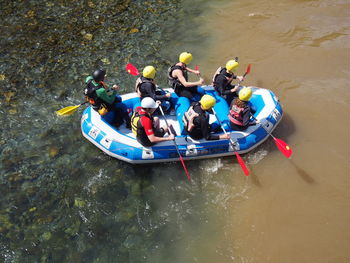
[181,0,350,262]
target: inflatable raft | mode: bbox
[81,86,283,164]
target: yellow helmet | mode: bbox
[142,65,156,79]
[200,95,216,110]
[226,59,239,73]
[179,52,193,64]
[239,87,253,101]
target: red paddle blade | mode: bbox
[195,65,199,71]
[179,155,191,181]
[274,137,292,158]
[245,64,251,75]
[126,63,139,76]
[235,152,250,176]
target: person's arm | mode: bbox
[154,88,171,100]
[199,114,230,140]
[173,69,204,87]
[243,107,258,126]
[235,74,244,82]
[155,93,171,101]
[185,66,200,75]
[148,133,174,143]
[199,115,219,140]
[141,117,174,143]
[140,83,169,101]
[216,75,237,95]
[248,107,260,125]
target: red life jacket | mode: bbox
[228,104,245,126]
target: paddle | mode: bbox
[270,133,293,158]
[158,105,191,181]
[56,101,88,116]
[126,63,169,96]
[195,65,200,76]
[126,63,140,76]
[250,114,292,158]
[235,63,293,158]
[212,108,250,176]
[236,64,251,87]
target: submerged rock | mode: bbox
[83,33,93,41]
[74,198,86,208]
[48,146,59,158]
[42,231,52,241]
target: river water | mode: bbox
[1,0,350,262]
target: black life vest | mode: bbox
[135,76,156,98]
[212,67,233,93]
[167,64,188,89]
[228,104,249,126]
[131,109,154,147]
[84,78,104,109]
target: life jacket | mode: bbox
[212,67,233,92]
[135,76,156,98]
[212,67,224,85]
[84,77,102,103]
[228,104,248,126]
[183,104,200,132]
[167,64,188,89]
[131,108,154,146]
[84,77,109,115]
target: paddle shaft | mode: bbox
[212,110,233,144]
[56,101,89,116]
[158,106,191,181]
[251,114,292,158]
[212,109,249,176]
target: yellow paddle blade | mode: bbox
[56,104,81,116]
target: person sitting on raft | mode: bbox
[131,97,174,147]
[168,52,204,100]
[135,65,171,112]
[183,94,230,141]
[228,87,259,131]
[213,59,244,105]
[84,69,131,128]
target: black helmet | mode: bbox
[92,69,106,82]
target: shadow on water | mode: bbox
[247,111,315,185]
[274,112,295,139]
[250,169,262,187]
[290,159,316,184]
[272,113,316,184]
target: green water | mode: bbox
[0,0,253,262]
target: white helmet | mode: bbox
[141,97,158,109]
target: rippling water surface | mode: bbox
[1,0,350,262]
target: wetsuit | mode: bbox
[185,102,220,140]
[213,67,238,104]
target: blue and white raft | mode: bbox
[81,86,283,164]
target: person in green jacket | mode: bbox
[84,69,131,128]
